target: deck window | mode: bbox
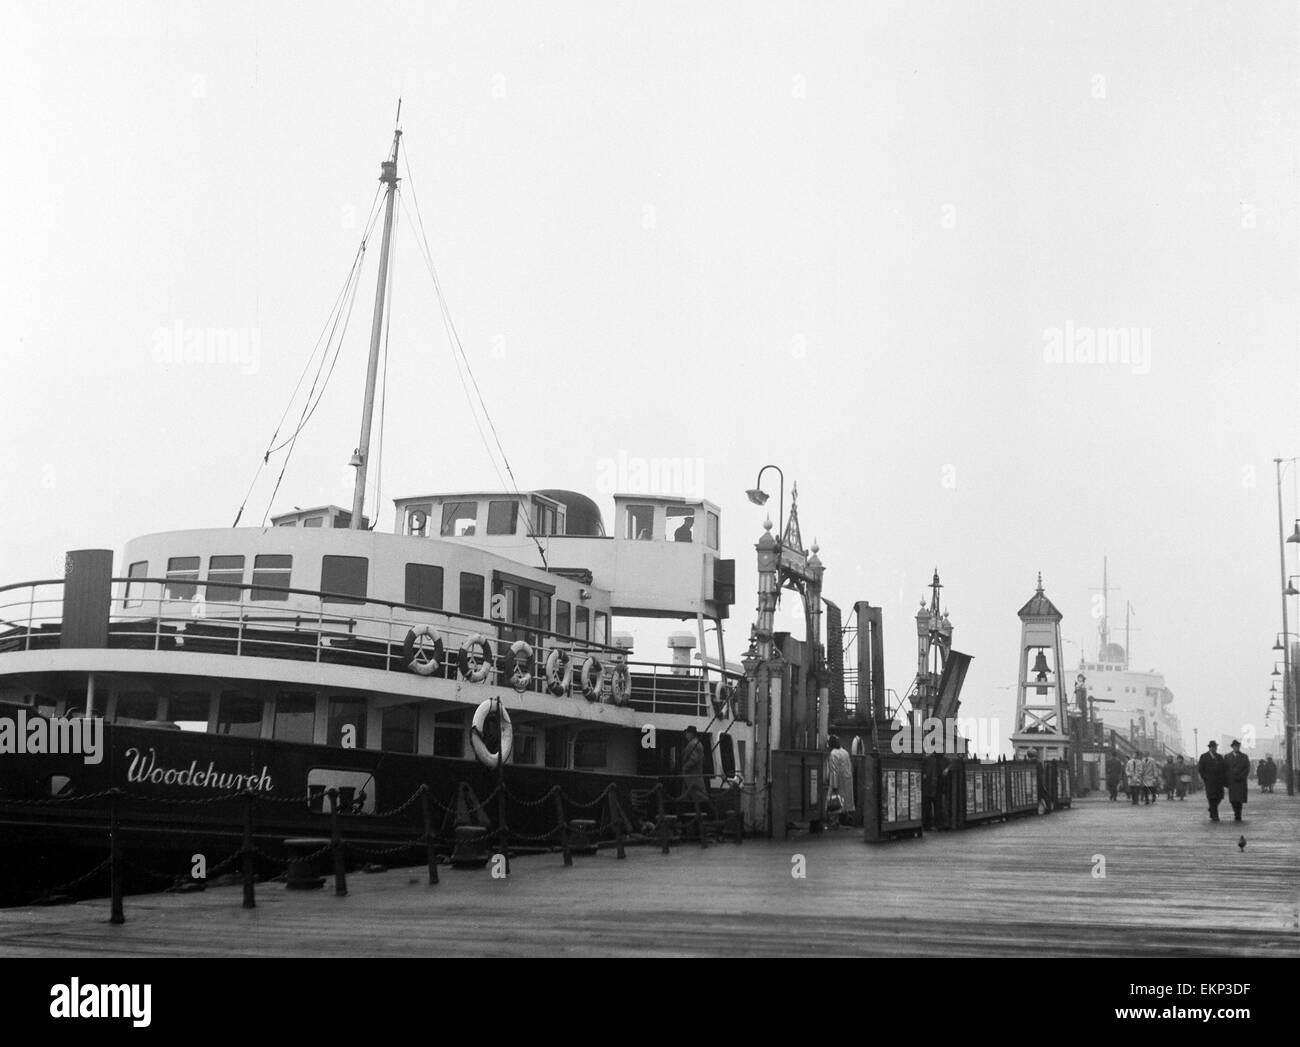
[207,555,245,603]
[321,555,368,604]
[667,507,695,543]
[381,704,420,754]
[573,732,608,769]
[575,606,590,642]
[706,511,719,549]
[440,501,479,537]
[303,517,324,528]
[433,710,464,758]
[217,691,263,739]
[555,599,572,638]
[529,591,550,633]
[404,564,444,610]
[459,573,485,618]
[165,556,200,601]
[251,555,292,601]
[534,503,557,536]
[405,505,431,537]
[167,692,210,732]
[514,731,538,765]
[626,505,654,541]
[594,612,608,647]
[487,500,518,535]
[328,697,367,749]
[274,691,316,744]
[114,692,157,723]
[124,560,149,608]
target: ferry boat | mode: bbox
[0,118,749,904]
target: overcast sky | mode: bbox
[2,1,1297,756]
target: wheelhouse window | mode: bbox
[594,612,609,647]
[487,500,518,535]
[216,691,263,738]
[124,560,148,608]
[328,697,368,749]
[440,501,479,537]
[165,556,200,600]
[405,564,444,610]
[321,555,368,604]
[381,704,420,754]
[534,502,557,536]
[114,692,157,723]
[667,506,695,543]
[405,506,431,537]
[459,572,485,618]
[274,691,316,744]
[706,511,720,549]
[626,505,654,541]
[303,517,324,528]
[251,554,292,601]
[167,692,210,732]
[529,591,550,633]
[555,599,572,638]
[575,606,590,642]
[207,555,245,603]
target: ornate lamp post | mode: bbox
[1274,456,1299,795]
[746,465,785,551]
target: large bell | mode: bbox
[1032,649,1050,695]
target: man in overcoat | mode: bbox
[1197,740,1226,822]
[1105,752,1123,801]
[1223,739,1250,822]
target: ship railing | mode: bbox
[0,577,715,702]
[625,662,749,719]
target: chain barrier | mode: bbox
[0,788,117,807]
[39,857,112,896]
[501,783,559,808]
[346,839,424,859]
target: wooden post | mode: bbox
[555,789,572,867]
[656,784,670,855]
[608,789,626,860]
[242,789,256,909]
[496,770,510,876]
[419,786,439,886]
[108,788,124,925]
[327,788,348,897]
[693,798,708,849]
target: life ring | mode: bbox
[508,640,534,693]
[545,648,572,697]
[457,635,495,684]
[712,681,735,718]
[579,655,603,702]
[403,625,444,676]
[608,661,630,706]
[470,699,513,768]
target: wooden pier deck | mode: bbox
[2,791,1297,957]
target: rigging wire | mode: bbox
[231,186,385,526]
[400,149,548,568]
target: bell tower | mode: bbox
[1011,574,1070,760]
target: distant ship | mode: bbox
[1070,561,1186,758]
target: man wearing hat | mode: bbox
[1223,739,1251,822]
[1197,740,1227,822]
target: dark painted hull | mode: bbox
[0,719,661,907]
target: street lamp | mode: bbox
[746,465,785,545]
[1274,458,1299,795]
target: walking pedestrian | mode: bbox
[1174,754,1190,800]
[1140,751,1160,804]
[1105,752,1123,801]
[1198,740,1226,822]
[1224,739,1250,822]
[1125,752,1142,805]
[1260,755,1277,793]
[1162,756,1176,801]
[824,735,855,829]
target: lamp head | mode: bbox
[746,488,769,507]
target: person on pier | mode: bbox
[1104,751,1123,801]
[1124,752,1142,805]
[1197,740,1226,822]
[1162,756,1177,801]
[1140,751,1160,804]
[1223,739,1250,822]
[824,735,856,830]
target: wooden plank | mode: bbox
[0,791,1296,957]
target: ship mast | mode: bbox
[350,106,402,530]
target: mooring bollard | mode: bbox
[326,788,347,897]
[607,791,626,860]
[419,785,439,886]
[567,819,598,856]
[554,790,572,867]
[284,838,328,890]
[450,825,490,868]
[108,788,124,925]
[242,789,256,909]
